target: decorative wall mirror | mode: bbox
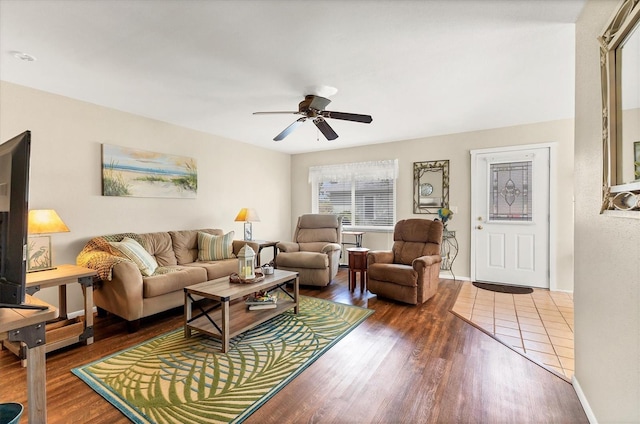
[413,160,449,214]
[599,0,640,212]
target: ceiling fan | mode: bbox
[253,95,373,141]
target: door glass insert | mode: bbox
[489,161,532,221]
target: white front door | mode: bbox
[471,146,550,288]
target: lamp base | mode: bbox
[243,222,253,241]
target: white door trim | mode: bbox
[470,142,558,291]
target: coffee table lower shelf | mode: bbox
[186,299,296,344]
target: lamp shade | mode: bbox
[28,209,70,234]
[234,208,260,222]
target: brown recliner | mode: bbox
[367,219,443,304]
[275,214,342,286]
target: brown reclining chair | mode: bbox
[367,219,443,304]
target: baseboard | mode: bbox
[572,375,598,424]
[439,273,471,281]
[68,306,97,320]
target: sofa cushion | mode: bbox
[139,232,178,266]
[297,228,339,244]
[185,259,238,280]
[142,266,207,298]
[169,229,223,265]
[109,237,158,276]
[368,263,417,287]
[276,251,328,269]
[197,231,235,261]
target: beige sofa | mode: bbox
[77,228,258,331]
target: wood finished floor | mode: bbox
[0,270,588,423]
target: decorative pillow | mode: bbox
[109,237,158,276]
[198,231,235,261]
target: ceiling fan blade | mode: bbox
[274,117,306,141]
[321,110,373,124]
[253,111,299,115]
[313,117,339,141]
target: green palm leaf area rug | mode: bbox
[72,296,373,424]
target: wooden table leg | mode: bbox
[184,291,192,339]
[221,300,230,353]
[26,343,47,423]
[83,283,94,344]
[294,276,300,314]
[58,285,68,319]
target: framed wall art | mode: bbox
[102,144,197,199]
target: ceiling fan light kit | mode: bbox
[253,94,372,142]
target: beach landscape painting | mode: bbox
[102,144,197,198]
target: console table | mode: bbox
[0,296,57,423]
[3,264,97,365]
[440,229,458,280]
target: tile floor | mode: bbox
[451,281,574,380]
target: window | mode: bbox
[309,159,398,230]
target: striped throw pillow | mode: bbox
[198,231,235,261]
[109,237,158,276]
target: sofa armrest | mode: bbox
[367,250,394,266]
[93,260,145,321]
[233,240,259,256]
[277,241,300,253]
[321,243,341,254]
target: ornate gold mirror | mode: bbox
[413,160,449,214]
[599,0,640,212]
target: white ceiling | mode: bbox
[0,0,585,154]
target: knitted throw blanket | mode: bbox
[76,233,144,281]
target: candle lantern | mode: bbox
[238,244,256,280]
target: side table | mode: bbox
[341,231,365,266]
[0,296,58,423]
[347,247,369,293]
[3,264,97,364]
[440,230,458,280]
[252,240,278,266]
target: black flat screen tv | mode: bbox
[0,130,46,309]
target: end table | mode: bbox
[3,264,97,365]
[347,247,369,293]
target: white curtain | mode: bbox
[308,159,398,183]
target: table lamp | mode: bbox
[234,208,260,241]
[27,209,70,272]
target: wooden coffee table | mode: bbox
[184,269,299,352]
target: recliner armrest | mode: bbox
[321,243,341,254]
[412,254,442,270]
[367,250,394,265]
[277,241,300,252]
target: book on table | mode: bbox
[245,291,277,308]
[248,303,278,310]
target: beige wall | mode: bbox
[574,1,640,422]
[291,119,575,291]
[0,81,291,313]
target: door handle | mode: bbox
[476,225,483,230]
